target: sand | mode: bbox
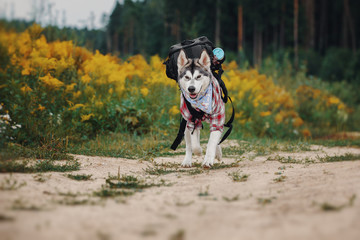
[1,142,360,240]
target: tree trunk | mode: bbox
[113,32,119,53]
[319,0,327,53]
[129,18,134,55]
[123,29,128,56]
[253,24,262,67]
[237,5,243,51]
[294,0,299,69]
[176,10,181,42]
[215,0,221,46]
[305,0,315,49]
[280,2,285,48]
[106,29,112,53]
[343,0,356,53]
[342,3,349,48]
[273,25,278,53]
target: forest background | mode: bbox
[0,0,360,157]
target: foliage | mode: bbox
[0,24,357,149]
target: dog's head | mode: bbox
[177,49,212,100]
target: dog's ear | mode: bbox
[177,50,188,71]
[199,50,211,69]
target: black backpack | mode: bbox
[163,36,234,150]
[164,36,228,103]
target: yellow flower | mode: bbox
[20,84,32,93]
[292,117,304,127]
[81,74,92,84]
[169,105,180,115]
[65,83,77,93]
[81,113,94,122]
[260,111,271,117]
[140,87,149,97]
[38,104,45,111]
[68,104,85,111]
[21,68,31,75]
[39,73,64,89]
[274,112,283,124]
[327,96,340,105]
[73,91,82,99]
[302,129,311,138]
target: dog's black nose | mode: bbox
[188,86,195,93]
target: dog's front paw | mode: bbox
[192,146,203,156]
[181,156,192,168]
[202,154,215,168]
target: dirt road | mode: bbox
[1,143,360,240]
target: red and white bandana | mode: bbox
[180,76,225,132]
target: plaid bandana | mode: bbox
[181,84,213,114]
[180,76,225,133]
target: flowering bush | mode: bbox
[0,24,352,145]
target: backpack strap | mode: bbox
[170,118,187,150]
[218,96,235,144]
[211,65,228,103]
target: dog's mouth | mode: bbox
[188,86,202,100]
[189,93,197,99]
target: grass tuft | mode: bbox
[0,159,80,173]
[66,173,92,181]
[317,154,360,162]
[0,174,26,190]
[228,171,249,182]
[273,175,287,182]
[223,195,240,202]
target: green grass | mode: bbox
[223,195,240,202]
[94,173,169,198]
[144,166,183,175]
[192,161,241,170]
[68,133,174,160]
[175,200,194,207]
[56,197,99,206]
[169,229,185,240]
[236,139,312,154]
[273,175,287,182]
[0,159,80,173]
[93,188,134,198]
[267,155,299,163]
[198,186,210,197]
[66,173,92,181]
[311,139,360,148]
[228,171,249,182]
[320,194,356,211]
[0,175,26,190]
[258,197,276,205]
[1,140,73,161]
[0,214,14,222]
[33,173,51,182]
[11,199,45,211]
[317,154,360,162]
[106,176,166,190]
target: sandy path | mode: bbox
[1,143,360,240]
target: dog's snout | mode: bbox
[188,86,196,93]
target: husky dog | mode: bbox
[177,49,225,168]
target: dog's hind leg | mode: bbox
[181,128,193,167]
[191,128,202,156]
